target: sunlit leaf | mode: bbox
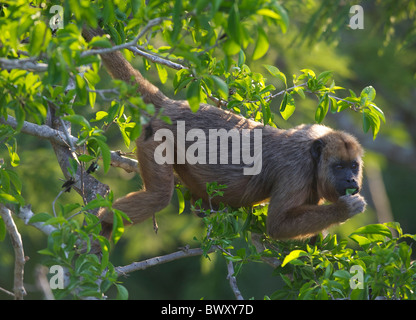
[253,26,269,60]
[282,250,307,267]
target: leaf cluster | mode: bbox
[27,194,130,299]
[272,223,416,300]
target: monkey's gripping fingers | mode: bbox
[338,194,367,219]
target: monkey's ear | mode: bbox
[310,139,325,161]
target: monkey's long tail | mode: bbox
[82,27,168,107]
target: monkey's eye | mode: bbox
[351,162,358,170]
[335,164,344,170]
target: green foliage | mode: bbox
[190,184,416,300]
[31,194,129,299]
[271,223,416,300]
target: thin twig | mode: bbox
[81,18,167,58]
[226,260,244,300]
[0,205,27,300]
[129,46,187,70]
[0,286,15,298]
[115,246,217,276]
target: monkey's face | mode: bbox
[318,157,363,202]
[330,160,362,197]
[312,133,364,202]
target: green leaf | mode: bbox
[176,188,185,215]
[281,250,307,267]
[256,8,280,19]
[187,80,201,112]
[94,111,109,121]
[94,138,111,173]
[362,108,381,139]
[238,50,246,67]
[253,26,269,60]
[102,0,115,24]
[112,209,126,244]
[171,0,183,42]
[43,216,67,225]
[7,170,22,194]
[263,103,271,125]
[330,96,338,113]
[99,237,110,271]
[345,188,357,195]
[0,192,18,204]
[28,212,53,224]
[88,89,96,109]
[333,270,351,280]
[228,4,241,45]
[280,92,295,120]
[0,217,6,241]
[210,75,229,100]
[272,3,289,33]
[82,196,109,212]
[116,284,129,300]
[223,39,241,56]
[29,22,51,56]
[264,65,287,87]
[349,234,372,247]
[360,86,376,103]
[294,86,305,99]
[362,112,371,133]
[75,74,88,105]
[6,142,20,167]
[88,36,113,48]
[384,221,403,237]
[315,93,329,123]
[37,248,55,256]
[370,104,386,123]
[173,69,192,94]
[156,64,168,84]
[350,224,392,240]
[317,71,333,84]
[62,115,91,130]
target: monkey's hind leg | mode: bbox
[98,137,175,227]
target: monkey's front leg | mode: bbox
[266,194,366,240]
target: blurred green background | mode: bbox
[1,0,416,299]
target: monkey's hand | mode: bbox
[337,194,367,219]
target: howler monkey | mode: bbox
[82,27,366,241]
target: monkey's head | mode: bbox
[311,131,364,202]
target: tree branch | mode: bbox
[115,246,217,276]
[226,260,244,300]
[81,18,167,58]
[0,204,27,300]
[0,115,139,173]
[0,57,48,72]
[128,46,187,70]
[15,205,57,236]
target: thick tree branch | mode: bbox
[47,107,110,205]
[0,57,48,72]
[15,205,57,236]
[0,205,27,300]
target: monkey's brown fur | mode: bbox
[82,28,366,241]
